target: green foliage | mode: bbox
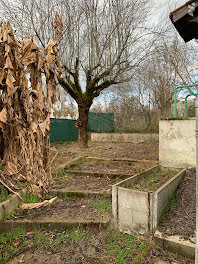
[22,192,39,203]
[0,185,10,202]
[105,232,147,264]
[188,100,195,117]
[0,227,26,263]
[160,191,178,223]
[128,170,176,192]
[90,198,112,214]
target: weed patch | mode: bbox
[127,169,177,192]
[0,227,26,263]
[90,198,112,214]
[22,192,40,203]
[104,231,148,264]
[0,185,10,202]
[160,190,178,224]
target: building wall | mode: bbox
[159,119,196,168]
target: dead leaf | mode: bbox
[0,107,7,123]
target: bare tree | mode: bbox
[137,36,198,117]
[0,0,152,147]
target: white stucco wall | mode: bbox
[159,119,196,168]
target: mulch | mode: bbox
[158,169,196,241]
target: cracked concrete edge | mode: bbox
[85,156,159,164]
[64,169,134,179]
[49,189,112,198]
[0,194,22,220]
[57,155,86,170]
[154,230,195,260]
[0,219,111,234]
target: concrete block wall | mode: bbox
[91,133,158,143]
[150,169,185,230]
[118,187,149,234]
[159,119,196,168]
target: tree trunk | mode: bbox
[76,100,91,148]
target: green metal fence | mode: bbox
[50,112,114,142]
[88,112,114,133]
[50,118,78,142]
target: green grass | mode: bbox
[0,226,153,263]
[90,198,112,214]
[22,192,40,203]
[0,185,10,203]
[105,232,148,264]
[160,190,178,224]
[52,168,65,178]
[0,226,26,263]
[0,226,89,263]
[127,170,177,192]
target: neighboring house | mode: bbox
[170,0,198,42]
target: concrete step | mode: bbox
[49,188,112,198]
[154,230,195,260]
[0,218,111,234]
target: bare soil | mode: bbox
[158,169,196,242]
[10,197,111,222]
[68,161,154,175]
[52,160,156,192]
[51,175,119,192]
[5,228,193,264]
[50,141,159,168]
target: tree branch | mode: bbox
[58,77,77,100]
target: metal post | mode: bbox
[185,94,198,118]
[174,84,198,118]
[195,96,198,264]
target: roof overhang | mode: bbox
[170,0,198,42]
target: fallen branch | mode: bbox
[21,197,57,210]
[0,178,23,202]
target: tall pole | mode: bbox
[195,97,198,264]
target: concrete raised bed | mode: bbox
[112,166,185,235]
[0,193,22,219]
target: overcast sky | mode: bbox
[152,0,189,23]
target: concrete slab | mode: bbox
[154,230,195,260]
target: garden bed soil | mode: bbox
[68,161,153,175]
[50,141,159,164]
[158,169,195,242]
[126,169,177,192]
[8,197,111,222]
[51,154,76,170]
[4,227,193,264]
[51,175,120,192]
